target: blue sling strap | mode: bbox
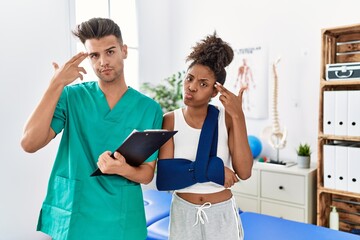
[156,105,225,191]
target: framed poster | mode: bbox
[224,46,268,119]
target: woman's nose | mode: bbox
[188,83,197,92]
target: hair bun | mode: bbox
[186,32,234,74]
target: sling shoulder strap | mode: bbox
[193,104,219,182]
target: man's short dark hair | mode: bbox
[72,17,123,45]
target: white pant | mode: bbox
[169,193,244,240]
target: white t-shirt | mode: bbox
[174,106,232,194]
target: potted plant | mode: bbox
[296,143,311,168]
[141,71,185,113]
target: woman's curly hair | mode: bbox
[186,32,234,85]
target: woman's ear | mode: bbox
[211,86,219,98]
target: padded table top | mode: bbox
[143,190,172,226]
[241,212,360,240]
[145,204,360,240]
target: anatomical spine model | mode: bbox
[262,58,287,160]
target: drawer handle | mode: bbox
[279,186,284,190]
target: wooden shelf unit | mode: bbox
[317,24,360,233]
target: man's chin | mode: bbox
[98,74,114,82]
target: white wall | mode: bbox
[137,0,172,85]
[0,0,73,239]
[2,0,360,239]
[137,0,360,162]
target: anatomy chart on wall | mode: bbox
[225,46,268,119]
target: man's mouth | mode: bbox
[101,68,112,74]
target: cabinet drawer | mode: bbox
[261,171,305,205]
[234,194,258,212]
[232,169,258,196]
[261,201,305,222]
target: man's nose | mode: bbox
[99,55,109,67]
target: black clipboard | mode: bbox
[91,130,177,176]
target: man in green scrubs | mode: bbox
[21,18,163,240]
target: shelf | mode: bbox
[323,24,360,37]
[318,23,360,234]
[321,79,360,87]
[318,187,360,199]
[318,134,360,142]
[317,190,360,232]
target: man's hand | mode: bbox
[97,151,128,175]
[51,52,88,86]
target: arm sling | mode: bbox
[156,104,225,191]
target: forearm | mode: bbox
[229,114,253,180]
[22,52,89,152]
[119,161,156,184]
[21,80,64,152]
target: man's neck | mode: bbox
[99,80,128,109]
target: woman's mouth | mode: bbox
[184,92,193,100]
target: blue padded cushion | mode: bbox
[147,216,169,240]
[143,189,172,226]
[147,211,360,239]
[241,212,360,240]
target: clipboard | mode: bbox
[91,130,177,176]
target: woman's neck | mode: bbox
[182,106,208,129]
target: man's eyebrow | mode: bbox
[105,46,116,51]
[88,46,116,55]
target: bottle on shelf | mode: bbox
[329,206,339,230]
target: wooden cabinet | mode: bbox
[232,162,317,223]
[318,24,360,233]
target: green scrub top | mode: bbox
[37,82,163,240]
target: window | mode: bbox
[73,0,139,89]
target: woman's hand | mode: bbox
[215,82,246,118]
[224,166,239,188]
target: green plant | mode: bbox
[141,71,185,113]
[296,143,312,156]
